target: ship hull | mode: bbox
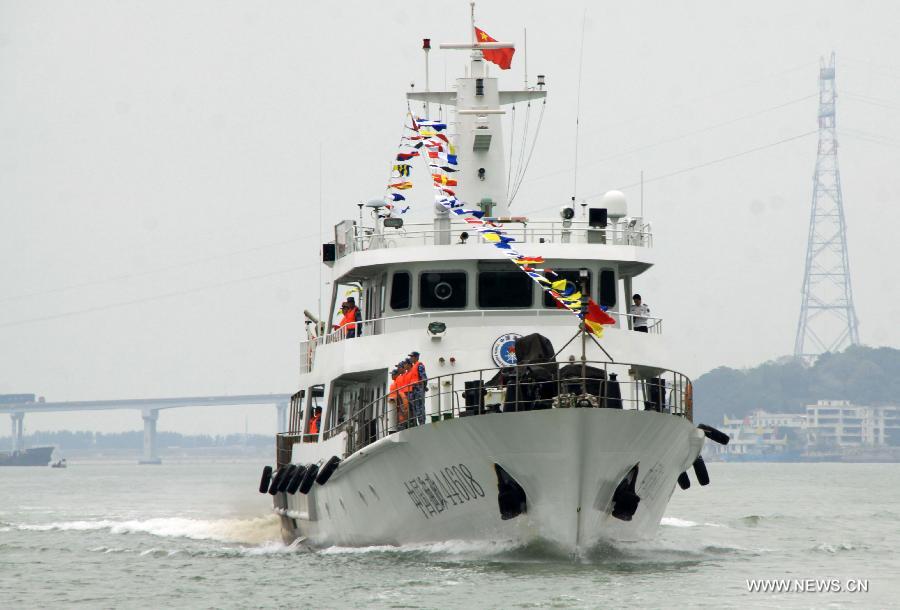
[0,446,54,467]
[276,409,704,552]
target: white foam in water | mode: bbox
[660,517,699,528]
[17,515,282,545]
[319,538,524,556]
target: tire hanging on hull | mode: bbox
[286,465,308,494]
[494,464,527,520]
[693,456,710,486]
[258,465,273,493]
[315,456,341,485]
[611,464,641,521]
[268,467,287,495]
[697,424,730,445]
[277,465,298,493]
[298,463,320,495]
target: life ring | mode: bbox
[258,465,273,494]
[677,471,691,490]
[287,465,308,494]
[315,456,341,485]
[298,464,320,495]
[693,456,710,486]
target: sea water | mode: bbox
[1,461,898,608]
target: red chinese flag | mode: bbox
[474,27,514,70]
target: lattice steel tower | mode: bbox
[794,52,860,359]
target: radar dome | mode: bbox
[600,190,628,219]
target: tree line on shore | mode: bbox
[694,345,900,425]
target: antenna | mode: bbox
[523,27,528,89]
[572,9,587,203]
[640,169,644,217]
[423,38,431,118]
[317,142,323,334]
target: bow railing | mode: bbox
[302,359,692,457]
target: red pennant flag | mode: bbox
[585,298,617,326]
[474,27,515,70]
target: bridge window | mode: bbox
[543,270,591,308]
[420,271,467,309]
[599,269,616,308]
[390,271,411,310]
[478,271,533,308]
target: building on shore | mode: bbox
[706,401,900,461]
[806,400,900,450]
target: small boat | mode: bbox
[51,458,67,468]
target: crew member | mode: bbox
[388,368,404,427]
[629,293,651,333]
[346,296,362,337]
[409,351,426,425]
[333,302,358,339]
[309,406,322,435]
[396,360,413,428]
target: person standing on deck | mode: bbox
[388,368,405,428]
[629,294,651,333]
[409,351,426,425]
[397,360,414,428]
[346,296,362,337]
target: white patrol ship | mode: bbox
[258,7,728,553]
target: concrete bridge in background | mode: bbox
[0,394,292,464]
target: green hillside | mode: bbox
[693,345,900,425]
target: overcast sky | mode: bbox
[2,0,899,435]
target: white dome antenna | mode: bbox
[600,190,628,220]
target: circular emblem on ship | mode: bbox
[491,333,521,367]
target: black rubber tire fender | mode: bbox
[277,464,298,493]
[693,456,710,486]
[298,464,320,495]
[315,456,341,486]
[677,471,691,490]
[286,465,308,494]
[268,467,286,495]
[697,424,730,446]
[258,465,273,494]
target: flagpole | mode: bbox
[523,27,528,89]
[470,1,476,44]
[423,38,431,119]
[573,9,587,206]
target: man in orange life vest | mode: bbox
[308,406,322,435]
[333,301,359,339]
[388,367,406,428]
[396,359,414,428]
[345,296,362,337]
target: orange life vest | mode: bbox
[309,414,320,434]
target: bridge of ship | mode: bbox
[1,394,291,464]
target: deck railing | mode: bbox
[299,311,663,372]
[299,359,692,458]
[336,219,652,260]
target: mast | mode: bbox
[407,6,545,225]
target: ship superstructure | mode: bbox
[259,10,726,552]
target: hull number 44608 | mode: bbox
[403,463,485,518]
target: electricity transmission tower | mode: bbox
[794,52,860,360]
